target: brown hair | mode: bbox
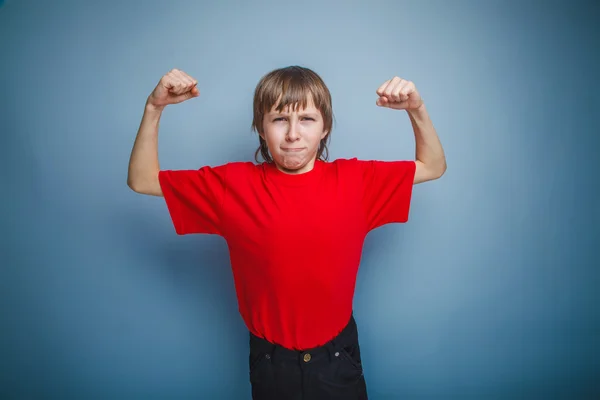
[251,66,334,163]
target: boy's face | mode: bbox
[261,96,328,174]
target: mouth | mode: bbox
[281,148,305,152]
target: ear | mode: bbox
[320,130,329,140]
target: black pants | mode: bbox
[248,315,368,399]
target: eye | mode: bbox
[302,117,315,121]
[273,117,286,122]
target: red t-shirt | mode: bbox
[158,158,416,350]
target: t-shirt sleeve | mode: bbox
[359,159,416,231]
[158,164,228,236]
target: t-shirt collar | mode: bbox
[264,159,324,186]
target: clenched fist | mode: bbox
[147,69,200,108]
[376,77,423,110]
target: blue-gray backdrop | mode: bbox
[1,0,598,399]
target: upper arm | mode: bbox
[157,165,228,236]
[128,171,164,197]
[359,159,416,231]
[413,160,445,184]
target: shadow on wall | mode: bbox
[116,145,256,324]
[116,192,238,314]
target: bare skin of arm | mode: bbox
[376,76,447,184]
[127,68,200,196]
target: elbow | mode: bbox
[127,174,146,194]
[127,172,162,196]
[436,160,447,179]
[421,159,447,180]
[414,159,446,184]
[127,178,141,193]
[127,169,138,192]
[426,161,446,182]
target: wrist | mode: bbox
[145,98,165,113]
[407,102,426,117]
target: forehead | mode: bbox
[268,94,318,114]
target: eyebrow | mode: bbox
[268,111,319,118]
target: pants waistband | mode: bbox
[249,315,359,364]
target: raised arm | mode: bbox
[127,69,200,196]
[376,76,447,184]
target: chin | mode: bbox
[282,160,305,170]
[277,155,308,171]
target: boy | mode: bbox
[127,66,446,399]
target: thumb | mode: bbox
[172,88,199,104]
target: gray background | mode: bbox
[1,0,598,398]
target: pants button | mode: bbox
[303,353,312,362]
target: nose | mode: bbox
[286,121,300,141]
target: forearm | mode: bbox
[407,103,446,177]
[127,100,164,196]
